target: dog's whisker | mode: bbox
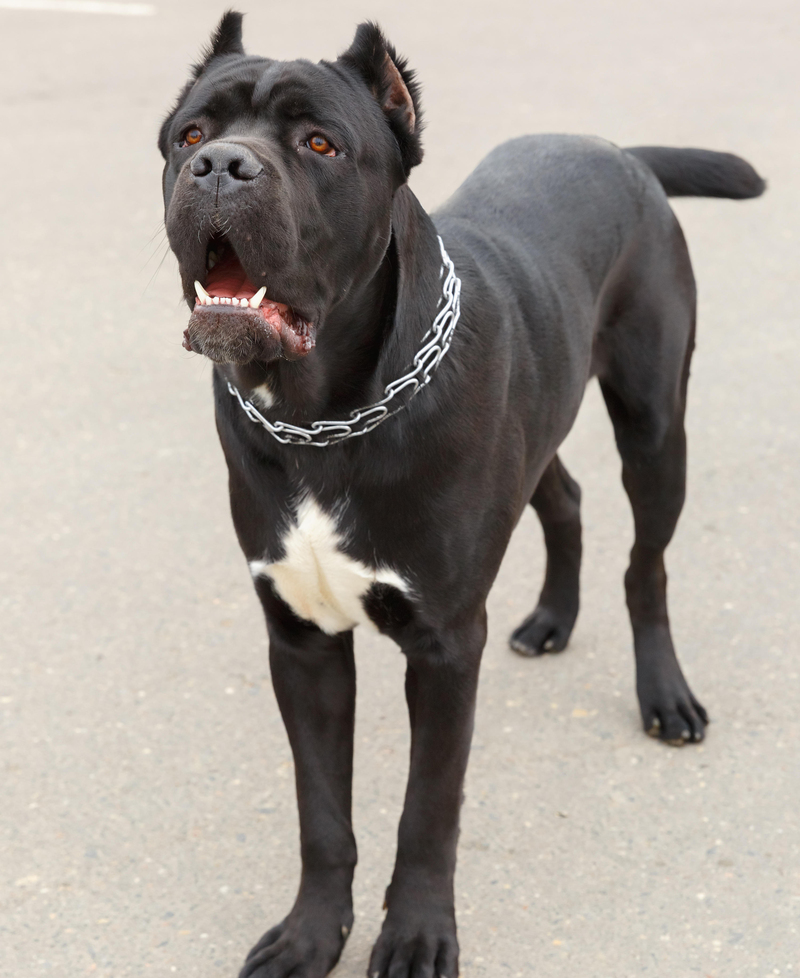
[140,241,174,294]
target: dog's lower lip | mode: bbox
[191,289,314,339]
[184,291,317,363]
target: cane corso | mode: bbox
[158,12,765,977]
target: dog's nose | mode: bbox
[190,142,263,191]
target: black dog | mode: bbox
[159,13,764,978]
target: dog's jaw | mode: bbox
[184,296,316,365]
[181,239,316,364]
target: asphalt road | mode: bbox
[1,1,798,976]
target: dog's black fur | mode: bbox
[159,13,765,978]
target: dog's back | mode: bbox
[435,134,763,268]
[433,133,764,398]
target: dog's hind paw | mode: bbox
[637,660,709,746]
[641,693,709,746]
[510,603,577,656]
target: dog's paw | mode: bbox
[638,674,709,746]
[368,906,458,978]
[239,903,352,978]
[510,603,576,655]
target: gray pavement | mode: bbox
[1,0,798,975]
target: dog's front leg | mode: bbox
[241,588,357,978]
[369,614,486,978]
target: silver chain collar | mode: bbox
[226,235,462,447]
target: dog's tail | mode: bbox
[625,146,766,199]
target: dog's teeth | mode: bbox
[207,250,217,269]
[239,297,249,307]
[194,280,211,302]
[212,296,220,304]
[249,287,267,308]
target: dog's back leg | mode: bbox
[510,454,582,655]
[597,235,708,744]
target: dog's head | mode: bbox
[159,12,423,365]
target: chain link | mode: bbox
[226,236,462,447]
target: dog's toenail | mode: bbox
[543,639,554,650]
[341,925,349,938]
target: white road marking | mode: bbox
[249,496,409,635]
[0,0,155,15]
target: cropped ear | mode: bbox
[158,11,246,159]
[192,9,246,78]
[339,22,423,175]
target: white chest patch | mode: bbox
[249,496,409,635]
[250,383,275,410]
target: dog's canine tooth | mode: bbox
[250,286,267,308]
[194,280,211,302]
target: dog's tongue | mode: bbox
[206,250,256,298]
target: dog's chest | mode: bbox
[249,496,408,635]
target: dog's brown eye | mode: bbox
[182,128,203,147]
[308,135,336,157]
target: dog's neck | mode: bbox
[222,185,443,422]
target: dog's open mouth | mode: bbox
[182,237,316,365]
